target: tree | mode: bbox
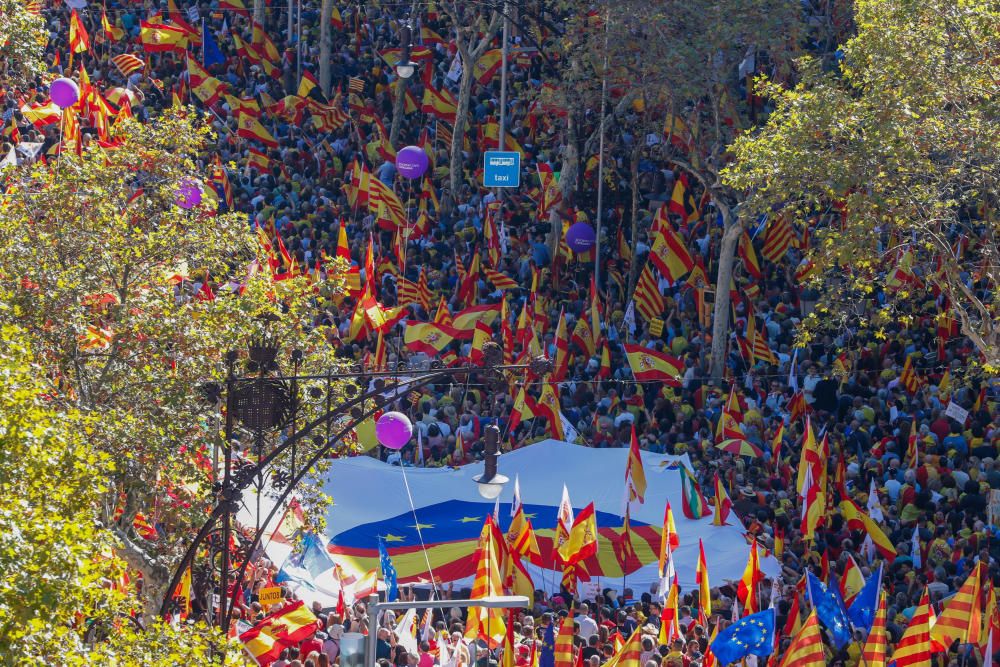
[724,0,1000,369]
[0,111,349,618]
[0,323,123,661]
[0,0,46,86]
[441,1,503,194]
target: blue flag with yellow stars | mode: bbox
[709,608,775,665]
[807,571,852,649]
[378,539,398,602]
[539,621,556,667]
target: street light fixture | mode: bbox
[395,23,417,80]
[473,424,508,499]
[395,61,417,79]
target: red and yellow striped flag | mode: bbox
[777,611,826,667]
[602,627,643,667]
[892,588,934,667]
[861,590,887,667]
[465,516,507,648]
[931,561,984,647]
[554,615,575,667]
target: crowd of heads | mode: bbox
[3,0,998,664]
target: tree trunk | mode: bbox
[389,78,408,147]
[625,143,642,301]
[710,203,741,381]
[547,111,579,259]
[114,527,172,620]
[449,61,474,194]
[319,0,332,96]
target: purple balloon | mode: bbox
[376,411,413,450]
[175,180,203,210]
[50,77,80,109]
[396,145,429,179]
[566,222,596,254]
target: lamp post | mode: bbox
[159,332,552,629]
[473,424,508,500]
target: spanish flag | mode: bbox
[187,57,226,106]
[648,220,694,282]
[508,386,535,433]
[21,102,61,128]
[840,498,896,560]
[403,321,457,356]
[506,507,542,566]
[737,542,764,613]
[102,10,125,41]
[623,343,682,384]
[657,501,679,578]
[473,49,504,84]
[220,0,250,18]
[558,502,598,566]
[140,21,188,53]
[237,112,278,148]
[470,321,493,365]
[69,9,90,54]
[625,425,647,504]
[534,382,565,441]
[421,83,458,123]
[695,539,711,625]
[251,21,280,62]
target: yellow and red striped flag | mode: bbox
[861,590,887,667]
[777,611,826,667]
[111,53,145,77]
[892,587,935,667]
[554,615,575,667]
[633,262,665,322]
[602,627,643,667]
[931,561,984,647]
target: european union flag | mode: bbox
[202,27,226,67]
[298,531,335,577]
[378,539,399,602]
[848,564,883,633]
[806,571,852,649]
[709,609,775,666]
[538,622,556,667]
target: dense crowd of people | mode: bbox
[3,0,997,665]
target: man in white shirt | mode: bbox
[575,603,598,640]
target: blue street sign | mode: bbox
[482,151,521,188]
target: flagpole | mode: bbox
[594,11,609,296]
[399,463,440,599]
